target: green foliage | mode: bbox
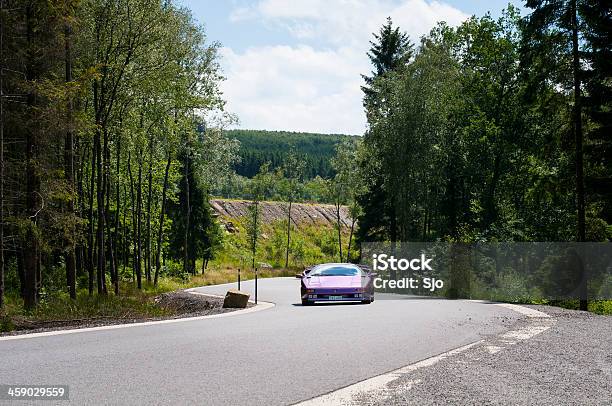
[244,163,276,267]
[357,17,415,243]
[226,129,354,179]
[358,7,611,244]
[362,16,414,112]
[0,0,235,308]
[168,146,223,274]
[211,219,353,271]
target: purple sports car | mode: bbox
[296,263,376,305]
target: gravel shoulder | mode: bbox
[0,291,251,337]
[357,305,611,406]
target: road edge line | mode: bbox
[292,301,553,406]
[292,340,483,406]
[0,291,274,342]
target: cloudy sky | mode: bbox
[179,0,526,135]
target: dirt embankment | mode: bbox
[210,199,353,228]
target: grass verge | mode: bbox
[0,267,292,333]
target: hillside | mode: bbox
[210,199,352,228]
[209,199,357,269]
[225,129,355,179]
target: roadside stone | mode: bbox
[223,290,250,308]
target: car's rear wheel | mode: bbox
[361,299,372,304]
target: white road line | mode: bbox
[492,303,551,318]
[0,291,274,342]
[294,341,483,406]
[294,302,554,406]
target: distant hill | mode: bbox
[225,129,355,179]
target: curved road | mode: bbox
[0,278,522,405]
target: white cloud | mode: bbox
[223,0,469,134]
[220,45,368,134]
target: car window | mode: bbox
[310,266,361,276]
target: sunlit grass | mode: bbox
[0,266,298,333]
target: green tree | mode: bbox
[278,148,305,268]
[167,133,222,275]
[522,0,587,244]
[361,16,414,110]
[245,163,274,269]
[330,138,362,262]
[522,0,612,309]
[358,17,414,246]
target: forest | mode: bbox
[227,129,350,179]
[0,0,610,319]
[0,0,240,311]
[357,5,611,246]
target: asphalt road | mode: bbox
[0,277,522,405]
[356,305,612,406]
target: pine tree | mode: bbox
[522,0,610,309]
[361,16,414,108]
[168,140,221,275]
[581,1,612,226]
[358,17,413,248]
[523,0,587,244]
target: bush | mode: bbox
[165,260,190,281]
[0,314,15,332]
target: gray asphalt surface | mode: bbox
[0,277,522,405]
[357,305,612,406]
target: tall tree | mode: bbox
[523,0,586,242]
[358,17,413,248]
[245,163,273,269]
[63,0,77,300]
[581,1,612,229]
[0,0,4,309]
[278,148,304,269]
[522,0,594,309]
[361,16,414,110]
[330,138,362,262]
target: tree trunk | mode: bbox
[128,152,141,289]
[0,0,4,309]
[484,150,502,229]
[571,0,587,311]
[23,122,39,309]
[64,18,76,300]
[113,135,121,295]
[136,154,143,284]
[23,4,40,309]
[335,201,343,262]
[104,159,115,295]
[95,124,105,295]
[76,139,86,277]
[87,141,96,295]
[154,154,171,286]
[122,184,129,281]
[251,201,258,269]
[285,201,292,269]
[145,139,153,283]
[183,152,191,275]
